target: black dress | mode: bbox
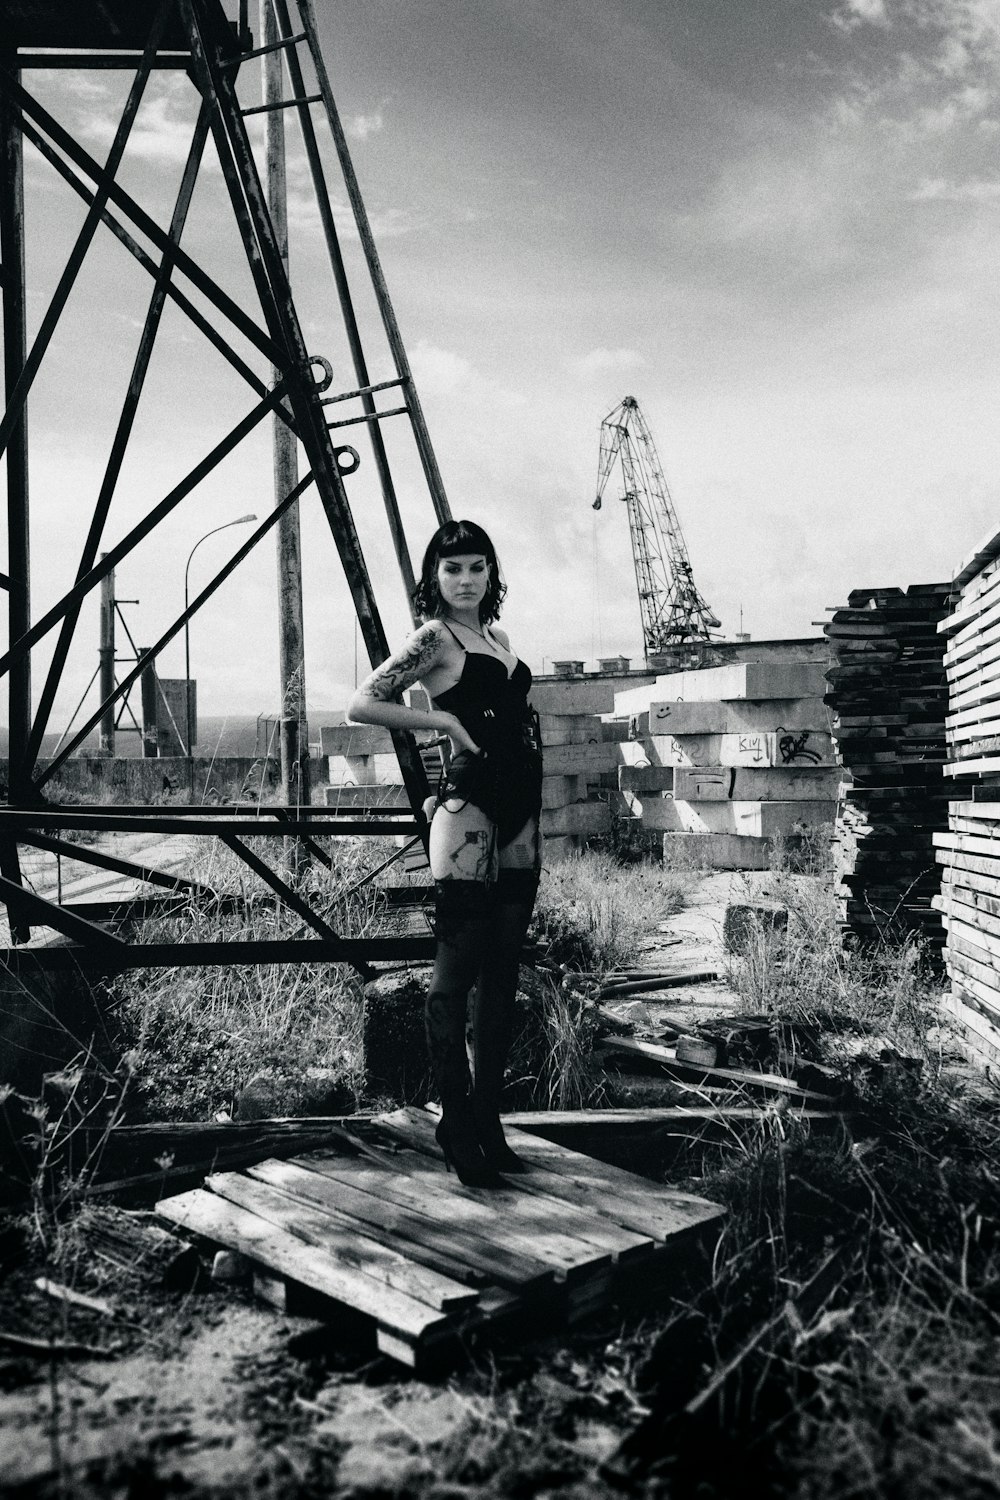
[431,631,543,848]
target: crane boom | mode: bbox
[593,396,720,651]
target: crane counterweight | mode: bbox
[593,395,720,652]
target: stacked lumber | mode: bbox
[609,660,837,869]
[934,529,1000,1063]
[156,1106,723,1371]
[824,583,953,946]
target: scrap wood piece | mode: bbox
[296,1149,612,1285]
[34,1279,114,1317]
[373,1109,658,1265]
[247,1157,523,1291]
[505,1105,845,1141]
[595,1035,837,1104]
[600,970,719,998]
[155,1188,448,1365]
[81,1118,361,1199]
[0,1329,123,1360]
[204,1170,479,1313]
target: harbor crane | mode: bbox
[593,396,721,651]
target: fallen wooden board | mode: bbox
[156,1187,449,1364]
[595,1036,837,1103]
[600,970,719,997]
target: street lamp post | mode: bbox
[183,514,256,789]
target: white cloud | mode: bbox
[569,347,646,380]
[830,0,890,32]
[911,174,1000,198]
[344,111,384,141]
[82,92,207,167]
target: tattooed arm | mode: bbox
[347,621,481,755]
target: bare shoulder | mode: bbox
[489,626,512,649]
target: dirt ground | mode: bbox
[0,870,780,1499]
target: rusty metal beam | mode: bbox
[220,833,373,978]
[269,0,418,607]
[0,65,282,366]
[27,100,213,770]
[13,829,217,899]
[295,0,451,526]
[0,935,435,972]
[0,0,169,466]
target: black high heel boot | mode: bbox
[435,1117,506,1188]
[475,1115,529,1174]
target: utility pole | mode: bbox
[261,0,310,810]
[98,557,115,757]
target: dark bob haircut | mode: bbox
[412,519,507,625]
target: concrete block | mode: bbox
[542,741,619,776]
[530,679,617,715]
[651,661,828,705]
[629,698,831,736]
[673,766,840,802]
[541,774,587,810]
[641,799,836,836]
[640,730,835,768]
[723,903,789,954]
[661,832,773,871]
[540,801,611,837]
[543,834,581,861]
[321,724,394,755]
[327,751,405,787]
[540,713,603,747]
[618,764,674,793]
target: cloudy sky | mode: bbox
[7,0,1000,734]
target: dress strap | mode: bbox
[439,620,467,651]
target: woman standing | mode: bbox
[348,519,543,1187]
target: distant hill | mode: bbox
[0,711,348,761]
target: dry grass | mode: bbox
[107,836,397,1121]
[531,849,692,973]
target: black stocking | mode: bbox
[426,880,493,1132]
[472,868,540,1168]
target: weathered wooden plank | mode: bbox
[373,1111,656,1265]
[595,1035,834,1102]
[490,1124,725,1243]
[156,1188,448,1354]
[297,1152,611,1283]
[204,1170,479,1312]
[247,1158,547,1290]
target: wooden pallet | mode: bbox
[156,1106,724,1371]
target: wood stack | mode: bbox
[823,583,953,947]
[933,529,1000,1064]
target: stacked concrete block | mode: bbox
[531,677,620,860]
[610,660,837,869]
